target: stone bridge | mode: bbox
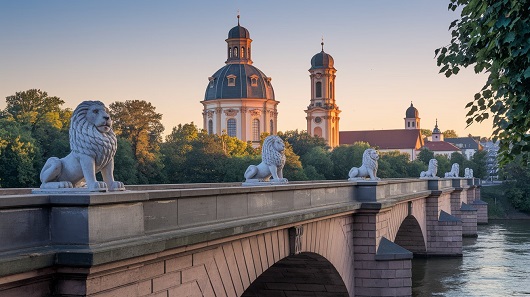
[0,178,486,297]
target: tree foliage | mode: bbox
[436,0,530,165]
[109,100,165,182]
[442,130,458,138]
[417,148,435,165]
[4,89,66,130]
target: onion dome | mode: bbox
[228,25,250,39]
[406,102,419,118]
[204,64,275,100]
[311,41,335,69]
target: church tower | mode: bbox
[432,119,444,142]
[201,16,278,146]
[305,41,340,147]
[404,102,420,129]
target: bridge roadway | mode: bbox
[0,178,486,297]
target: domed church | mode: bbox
[201,16,279,145]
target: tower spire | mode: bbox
[237,10,240,25]
[321,36,324,51]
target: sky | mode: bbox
[0,0,493,138]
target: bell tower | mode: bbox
[305,41,341,147]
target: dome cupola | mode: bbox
[406,102,419,118]
[225,15,253,65]
[310,42,335,69]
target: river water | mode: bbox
[412,220,530,297]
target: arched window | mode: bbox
[412,122,415,127]
[208,120,213,135]
[329,81,333,98]
[233,47,238,58]
[408,122,410,127]
[316,82,322,98]
[228,47,232,58]
[227,119,237,137]
[314,127,322,137]
[241,47,245,58]
[270,119,274,134]
[252,119,260,141]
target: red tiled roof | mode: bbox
[423,141,460,152]
[339,129,424,150]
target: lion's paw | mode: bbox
[59,181,74,188]
[109,181,125,191]
[89,181,108,192]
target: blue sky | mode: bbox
[0,1,491,137]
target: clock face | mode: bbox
[315,117,322,123]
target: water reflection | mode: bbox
[412,221,530,297]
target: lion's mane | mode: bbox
[261,135,285,167]
[362,148,378,171]
[69,101,117,169]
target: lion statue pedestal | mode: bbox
[444,163,460,178]
[242,135,288,186]
[33,101,125,193]
[348,148,380,181]
[420,159,439,178]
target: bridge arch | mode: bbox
[394,215,427,254]
[242,252,349,296]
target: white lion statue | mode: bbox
[244,135,288,183]
[348,148,380,180]
[464,168,474,178]
[444,163,460,178]
[420,159,438,178]
[39,101,125,192]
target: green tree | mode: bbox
[417,148,435,165]
[0,119,40,187]
[450,152,466,175]
[161,123,200,183]
[420,129,432,138]
[435,155,452,177]
[277,130,328,158]
[330,142,371,179]
[301,147,334,180]
[443,130,458,138]
[436,0,530,165]
[4,89,66,130]
[282,142,307,181]
[109,100,165,183]
[113,137,139,185]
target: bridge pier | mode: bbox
[353,210,413,297]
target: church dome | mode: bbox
[311,42,334,69]
[228,25,250,39]
[311,50,334,69]
[204,64,275,101]
[406,102,419,118]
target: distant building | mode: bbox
[305,42,341,148]
[201,16,278,145]
[481,141,499,180]
[445,137,483,160]
[422,120,461,158]
[340,103,424,160]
